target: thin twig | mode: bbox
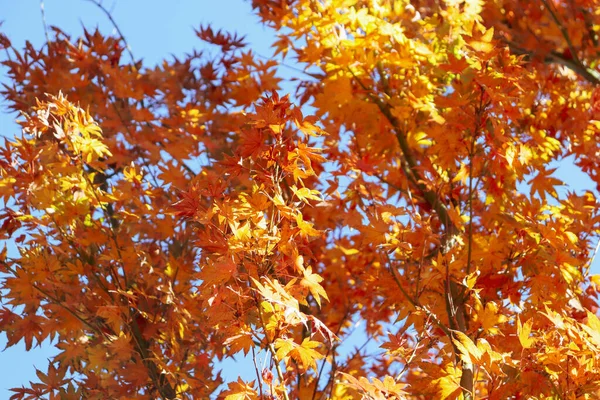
[89,0,200,179]
[3,262,106,338]
[48,214,115,300]
[311,308,349,400]
[540,0,581,66]
[39,0,50,46]
[253,289,291,400]
[589,237,600,270]
[251,346,265,399]
[85,0,135,65]
[256,52,325,81]
[465,87,485,278]
[386,258,453,340]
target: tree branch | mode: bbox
[505,40,600,86]
[540,0,581,66]
[348,65,475,398]
[348,67,455,231]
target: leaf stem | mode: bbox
[253,289,290,400]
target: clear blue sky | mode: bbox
[0,0,279,137]
[0,0,599,396]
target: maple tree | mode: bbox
[1,0,600,398]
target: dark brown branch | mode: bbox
[347,65,475,398]
[348,67,455,231]
[539,0,582,68]
[505,40,600,86]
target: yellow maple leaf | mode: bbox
[300,265,329,307]
[433,363,462,400]
[291,185,322,204]
[517,317,535,349]
[224,332,255,356]
[295,212,321,237]
[477,301,508,335]
[276,338,323,372]
[222,377,258,400]
[452,331,481,364]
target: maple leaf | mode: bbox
[295,212,321,237]
[275,337,323,371]
[361,215,390,245]
[274,337,295,360]
[371,376,409,399]
[229,220,252,243]
[224,332,255,356]
[95,305,123,334]
[464,24,495,54]
[517,317,535,349]
[338,372,408,399]
[238,128,265,158]
[433,364,462,400]
[580,312,600,348]
[299,265,329,307]
[476,301,508,335]
[221,377,258,400]
[542,306,566,329]
[35,363,68,391]
[200,257,238,286]
[440,54,471,74]
[528,168,563,200]
[288,142,326,177]
[291,185,322,204]
[251,277,304,325]
[7,315,46,351]
[195,25,247,52]
[452,331,482,364]
[172,186,203,219]
[9,386,48,400]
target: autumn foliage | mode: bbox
[2,0,600,398]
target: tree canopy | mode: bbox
[1,0,600,398]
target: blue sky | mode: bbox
[0,0,279,137]
[1,0,599,396]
